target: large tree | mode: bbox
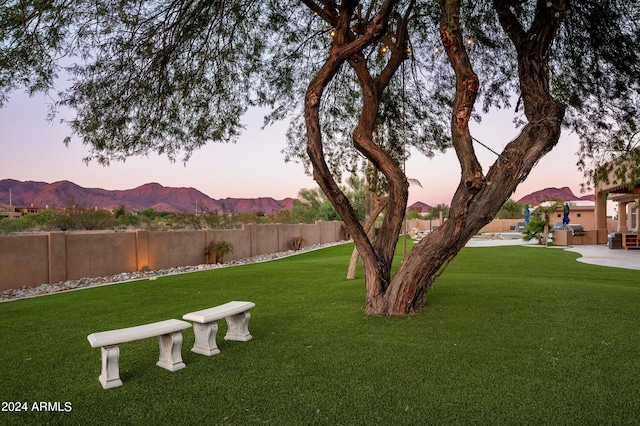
[2,1,638,315]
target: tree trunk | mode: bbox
[347,196,388,279]
[303,1,566,316]
[364,0,566,315]
[303,1,409,310]
[346,247,361,281]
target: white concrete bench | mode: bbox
[87,319,191,389]
[183,301,255,356]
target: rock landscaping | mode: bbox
[1,242,345,302]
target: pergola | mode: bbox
[594,157,640,243]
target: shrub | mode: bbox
[289,236,307,250]
[205,240,234,263]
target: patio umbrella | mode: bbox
[562,203,571,225]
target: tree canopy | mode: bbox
[496,199,523,219]
[2,0,639,315]
[3,2,637,172]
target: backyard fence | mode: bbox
[0,221,346,291]
[405,218,522,233]
[2,216,606,292]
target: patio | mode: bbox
[466,237,640,270]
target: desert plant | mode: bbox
[204,242,216,264]
[523,200,563,245]
[74,208,117,230]
[50,210,75,231]
[289,236,307,251]
[205,240,234,264]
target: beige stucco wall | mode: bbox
[208,227,252,261]
[406,218,522,233]
[250,223,280,258]
[548,208,595,230]
[0,235,49,289]
[66,232,139,280]
[478,219,523,233]
[319,220,346,243]
[553,230,599,246]
[146,230,207,270]
[0,221,348,292]
[278,224,306,251]
[301,223,322,245]
[49,232,67,283]
[405,218,444,231]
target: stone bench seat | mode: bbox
[87,319,191,389]
[183,301,255,356]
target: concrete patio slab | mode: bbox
[564,245,640,271]
[464,237,640,271]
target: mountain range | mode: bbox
[407,186,594,212]
[0,179,294,214]
[1,179,593,214]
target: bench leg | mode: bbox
[99,345,123,389]
[156,331,186,371]
[191,321,220,356]
[225,311,252,341]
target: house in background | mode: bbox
[0,204,44,219]
[0,204,20,219]
[593,153,640,248]
[604,192,638,234]
[544,200,597,230]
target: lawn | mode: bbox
[1,241,639,425]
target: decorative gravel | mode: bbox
[1,241,348,302]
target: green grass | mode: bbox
[1,241,640,425]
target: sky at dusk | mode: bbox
[0,90,589,207]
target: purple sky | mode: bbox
[0,90,588,206]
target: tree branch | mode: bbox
[440,0,483,189]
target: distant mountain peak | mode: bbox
[407,201,432,212]
[517,186,593,205]
[0,179,294,214]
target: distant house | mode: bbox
[0,204,20,219]
[0,204,44,219]
[594,153,640,242]
[18,204,43,214]
[536,200,596,229]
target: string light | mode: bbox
[434,46,440,53]
[330,29,336,37]
[380,45,389,54]
[467,37,473,46]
